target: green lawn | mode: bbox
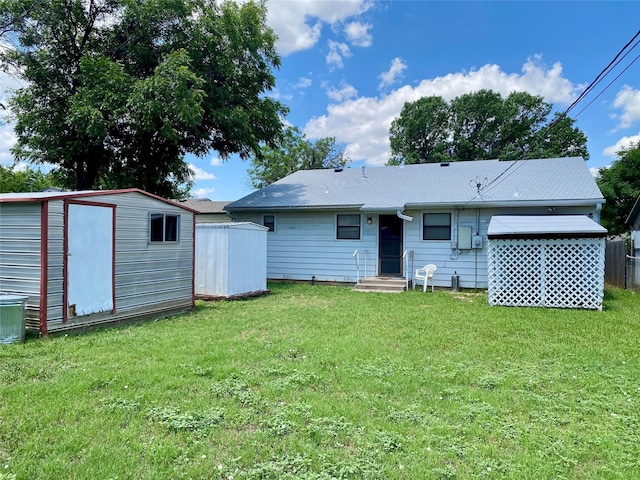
[1,283,639,479]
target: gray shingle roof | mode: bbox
[226,157,604,211]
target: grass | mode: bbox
[1,283,639,479]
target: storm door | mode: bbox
[378,214,403,276]
[65,202,115,319]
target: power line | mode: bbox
[468,29,640,204]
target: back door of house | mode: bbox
[66,202,115,318]
[378,214,403,276]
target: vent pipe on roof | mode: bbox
[361,165,367,178]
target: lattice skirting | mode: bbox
[487,238,605,310]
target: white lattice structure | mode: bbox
[487,216,606,311]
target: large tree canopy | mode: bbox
[246,126,349,189]
[597,142,640,236]
[0,0,287,197]
[388,89,588,165]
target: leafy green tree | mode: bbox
[0,164,56,193]
[597,142,640,236]
[388,89,588,164]
[0,0,286,198]
[247,126,350,189]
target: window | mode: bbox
[337,214,361,240]
[150,213,180,242]
[263,214,275,232]
[423,213,451,240]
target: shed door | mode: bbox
[66,203,114,318]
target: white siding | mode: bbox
[195,223,267,297]
[235,204,601,288]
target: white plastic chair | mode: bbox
[414,264,437,292]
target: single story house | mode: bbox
[177,198,231,223]
[0,189,196,334]
[225,156,605,289]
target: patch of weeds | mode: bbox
[0,473,17,480]
[476,373,503,390]
[183,364,214,378]
[210,375,259,406]
[369,430,403,453]
[98,396,141,413]
[260,409,295,437]
[306,416,354,442]
[432,464,457,480]
[461,401,498,421]
[386,405,429,425]
[147,406,224,434]
[319,453,380,479]
[232,455,317,479]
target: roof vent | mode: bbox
[440,162,450,167]
[334,168,343,172]
[361,165,367,178]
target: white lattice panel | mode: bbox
[488,238,605,310]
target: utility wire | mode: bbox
[465,28,640,204]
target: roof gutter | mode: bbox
[405,198,606,209]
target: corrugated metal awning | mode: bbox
[487,215,607,239]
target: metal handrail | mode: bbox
[353,249,360,282]
[402,249,414,290]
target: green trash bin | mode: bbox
[0,294,29,344]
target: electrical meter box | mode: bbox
[472,235,483,249]
[458,226,472,250]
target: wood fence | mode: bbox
[604,240,627,288]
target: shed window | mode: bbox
[423,213,451,241]
[263,214,275,232]
[337,214,361,240]
[150,213,180,242]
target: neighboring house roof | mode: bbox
[177,198,230,214]
[0,188,199,213]
[488,215,607,239]
[625,194,640,227]
[225,157,604,212]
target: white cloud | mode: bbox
[326,40,351,69]
[264,0,372,56]
[189,164,217,180]
[589,166,603,177]
[603,133,640,157]
[296,77,312,89]
[0,124,17,165]
[192,187,216,198]
[324,81,358,102]
[611,85,640,130]
[209,156,223,167]
[344,21,372,47]
[378,57,407,90]
[304,57,582,166]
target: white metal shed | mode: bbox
[487,215,607,310]
[195,222,268,298]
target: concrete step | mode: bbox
[353,277,407,293]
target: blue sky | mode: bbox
[2,1,639,201]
